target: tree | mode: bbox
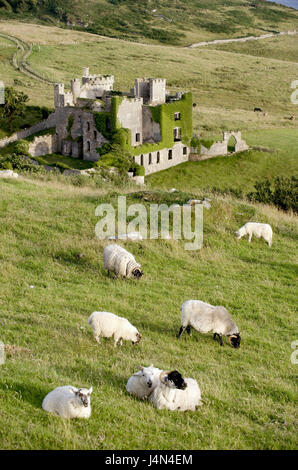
[0,87,29,132]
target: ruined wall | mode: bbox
[0,112,57,148]
[28,134,58,157]
[190,131,249,161]
[133,142,189,175]
[142,107,161,143]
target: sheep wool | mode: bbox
[179,300,240,347]
[235,222,273,247]
[103,244,143,278]
[150,371,202,411]
[42,385,92,419]
[88,311,141,347]
[126,365,162,399]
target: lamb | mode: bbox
[149,370,202,411]
[42,385,92,419]
[126,364,162,399]
[103,244,143,278]
[235,222,272,247]
[88,311,141,347]
[178,300,241,348]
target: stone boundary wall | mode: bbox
[0,112,57,148]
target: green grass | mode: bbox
[1,0,298,46]
[0,174,297,450]
[148,129,298,193]
[36,153,94,170]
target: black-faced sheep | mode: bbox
[103,244,143,278]
[149,370,202,411]
[178,300,241,348]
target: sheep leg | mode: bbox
[213,333,218,341]
[94,335,101,344]
[177,326,186,339]
[186,325,192,336]
[248,234,252,243]
[219,334,223,346]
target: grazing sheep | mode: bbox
[126,364,162,399]
[254,107,263,112]
[103,244,143,278]
[150,370,201,411]
[42,385,92,419]
[178,300,241,348]
[88,311,141,347]
[235,222,273,247]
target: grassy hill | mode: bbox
[0,171,297,449]
[0,21,297,140]
[0,0,298,45]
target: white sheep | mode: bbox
[150,370,202,411]
[178,300,241,348]
[103,244,143,278]
[42,385,93,419]
[126,364,162,399]
[235,222,272,247]
[88,311,142,347]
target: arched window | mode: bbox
[87,122,90,131]
[87,141,91,151]
[94,130,97,139]
[157,151,160,163]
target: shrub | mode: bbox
[247,177,298,213]
[13,139,30,155]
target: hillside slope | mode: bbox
[0,0,298,45]
[0,176,297,449]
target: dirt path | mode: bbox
[0,32,55,84]
[187,30,297,48]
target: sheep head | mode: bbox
[227,333,241,348]
[132,332,142,345]
[75,387,93,407]
[160,370,187,390]
[132,268,143,279]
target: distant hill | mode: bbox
[0,0,298,45]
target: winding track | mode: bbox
[0,31,55,84]
[187,30,297,48]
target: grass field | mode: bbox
[0,172,297,450]
[0,14,297,450]
[0,21,297,140]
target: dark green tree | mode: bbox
[0,86,29,132]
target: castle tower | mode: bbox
[83,67,90,77]
[71,78,81,104]
[54,83,65,108]
[149,78,166,105]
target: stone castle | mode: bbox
[53,68,192,175]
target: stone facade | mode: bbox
[133,142,189,176]
[28,133,58,157]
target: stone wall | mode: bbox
[190,131,249,160]
[28,134,58,157]
[133,142,189,175]
[0,112,57,148]
[117,98,143,146]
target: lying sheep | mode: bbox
[178,300,241,348]
[150,370,201,411]
[103,244,143,278]
[42,385,92,419]
[235,222,272,247]
[88,311,141,347]
[126,364,162,399]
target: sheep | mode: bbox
[150,370,202,411]
[42,385,92,419]
[178,300,241,348]
[88,311,141,347]
[103,244,143,279]
[235,222,272,247]
[126,364,162,399]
